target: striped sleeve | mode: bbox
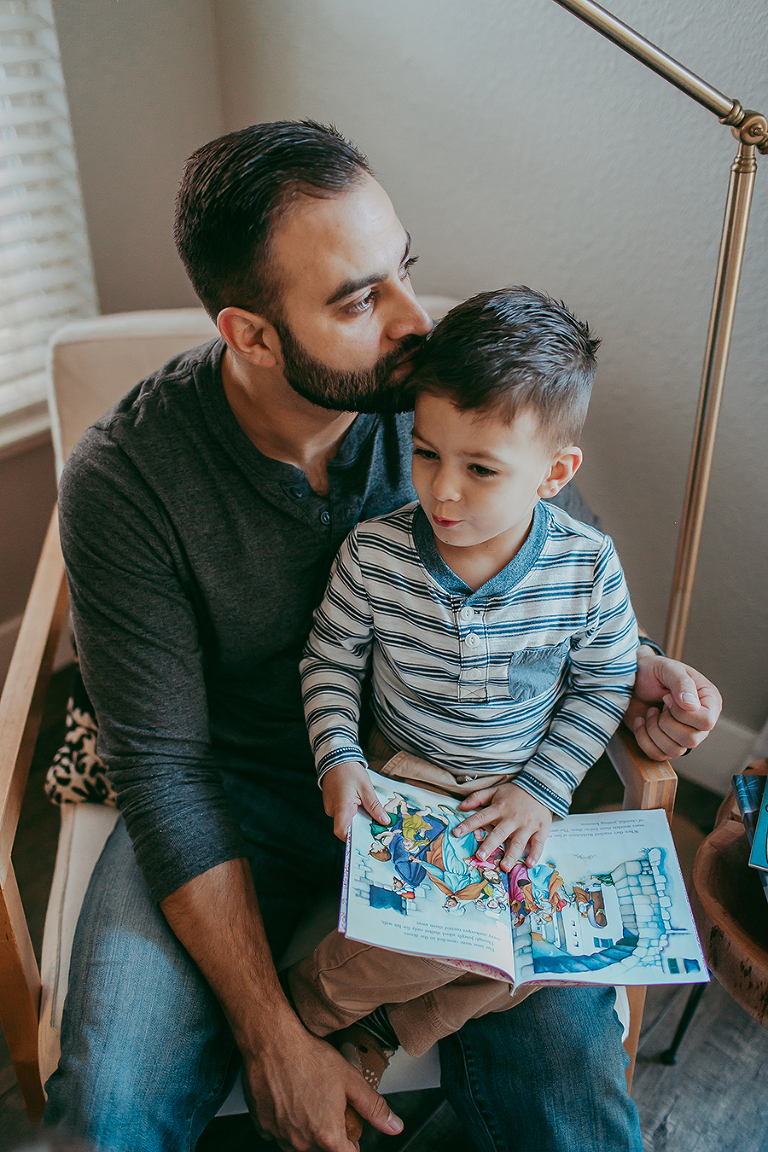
[300,529,374,781]
[513,536,638,817]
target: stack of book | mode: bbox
[734,771,768,905]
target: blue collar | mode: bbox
[411,501,549,601]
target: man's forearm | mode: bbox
[160,856,294,1051]
[160,856,402,1148]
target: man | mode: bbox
[44,122,720,1152]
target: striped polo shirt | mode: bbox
[301,499,637,817]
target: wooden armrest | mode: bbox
[0,505,67,1121]
[0,506,67,866]
[605,725,677,822]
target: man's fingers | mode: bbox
[633,710,685,760]
[346,1077,403,1137]
[666,671,701,711]
[632,715,673,761]
[655,704,708,750]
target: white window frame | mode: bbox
[0,0,98,453]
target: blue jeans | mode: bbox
[43,765,642,1152]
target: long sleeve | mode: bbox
[300,530,375,780]
[513,537,638,817]
[59,429,247,903]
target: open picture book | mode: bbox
[339,769,708,988]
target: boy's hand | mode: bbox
[453,783,553,871]
[321,761,389,842]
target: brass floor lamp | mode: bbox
[552,0,767,660]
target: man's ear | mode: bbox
[538,446,583,500]
[217,307,281,369]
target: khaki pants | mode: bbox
[287,734,541,1057]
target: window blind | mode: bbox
[0,0,97,450]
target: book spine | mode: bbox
[732,774,768,906]
[338,830,352,935]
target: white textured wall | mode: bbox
[213,0,768,733]
[52,0,223,313]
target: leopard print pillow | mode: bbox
[45,668,116,807]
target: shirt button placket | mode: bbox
[458,602,486,701]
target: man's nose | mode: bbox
[386,284,433,341]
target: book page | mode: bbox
[342,770,516,982]
[510,809,708,986]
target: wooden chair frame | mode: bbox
[0,506,678,1124]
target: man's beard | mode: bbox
[273,318,425,414]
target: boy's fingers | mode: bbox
[474,820,515,859]
[499,830,530,871]
[333,800,359,842]
[361,785,388,826]
[525,829,548,866]
[458,787,496,810]
[453,805,497,836]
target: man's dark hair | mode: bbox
[412,286,600,447]
[174,120,372,320]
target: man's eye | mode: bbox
[413,446,438,460]
[401,254,419,279]
[469,464,496,477]
[345,292,375,315]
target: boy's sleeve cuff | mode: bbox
[316,745,368,786]
[512,770,570,819]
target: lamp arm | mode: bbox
[551,0,767,151]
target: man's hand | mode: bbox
[162,859,402,1152]
[625,646,722,761]
[452,783,553,871]
[321,762,388,841]
[243,1018,402,1151]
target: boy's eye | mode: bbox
[413,446,438,460]
[469,463,497,477]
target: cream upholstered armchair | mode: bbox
[0,303,677,1124]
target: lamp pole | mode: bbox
[551,0,767,660]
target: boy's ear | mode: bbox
[217,306,281,369]
[538,446,583,500]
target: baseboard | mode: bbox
[675,714,759,795]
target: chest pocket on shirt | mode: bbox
[508,640,570,702]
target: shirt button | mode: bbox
[290,486,304,499]
[459,606,475,622]
[465,633,479,648]
[320,510,331,526]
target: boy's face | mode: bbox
[411,392,577,553]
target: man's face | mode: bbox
[268,175,433,412]
[411,392,559,551]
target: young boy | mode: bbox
[288,286,638,1088]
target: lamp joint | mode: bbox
[730,110,768,153]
